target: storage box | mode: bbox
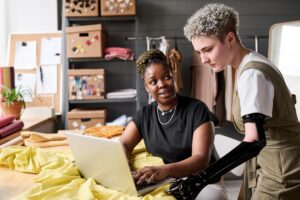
[100,0,136,16]
[67,108,106,130]
[64,0,99,17]
[66,24,107,58]
[69,69,105,100]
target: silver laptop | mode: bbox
[64,132,173,196]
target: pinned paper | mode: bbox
[15,73,36,102]
[40,37,62,65]
[36,65,57,94]
[14,41,37,69]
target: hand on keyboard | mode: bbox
[132,165,169,185]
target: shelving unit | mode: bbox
[61,12,140,128]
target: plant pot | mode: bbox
[0,101,24,120]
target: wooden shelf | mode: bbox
[69,98,137,105]
[68,16,136,24]
[69,57,135,63]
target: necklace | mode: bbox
[156,105,177,125]
[160,107,175,116]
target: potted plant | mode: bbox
[0,85,32,119]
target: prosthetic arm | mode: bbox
[168,113,267,200]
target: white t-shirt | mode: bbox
[236,51,280,117]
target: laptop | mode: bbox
[64,132,174,196]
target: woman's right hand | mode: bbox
[132,165,169,185]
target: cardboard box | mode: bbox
[69,69,105,100]
[67,108,106,130]
[66,24,107,58]
[100,0,136,16]
[64,0,99,17]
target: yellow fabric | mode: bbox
[21,131,68,148]
[0,141,175,200]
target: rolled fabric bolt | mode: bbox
[0,116,15,128]
[0,120,24,139]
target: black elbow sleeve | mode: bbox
[242,113,266,142]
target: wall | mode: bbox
[0,0,58,66]
[135,0,300,105]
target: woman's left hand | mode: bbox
[132,165,169,185]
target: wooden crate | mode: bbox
[67,108,106,130]
[100,0,136,16]
[64,0,99,17]
[69,69,105,100]
[66,24,107,58]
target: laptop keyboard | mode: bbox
[135,180,157,191]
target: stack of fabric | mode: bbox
[104,47,134,61]
[106,89,137,99]
[21,131,68,148]
[0,115,24,139]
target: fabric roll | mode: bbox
[0,120,24,138]
[0,66,15,88]
[0,67,15,101]
[0,115,15,128]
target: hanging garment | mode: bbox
[146,37,157,51]
[191,51,216,112]
[146,36,151,51]
[190,51,226,124]
[169,48,184,92]
[159,36,171,60]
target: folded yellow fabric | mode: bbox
[24,139,69,148]
[21,131,68,148]
[0,141,175,200]
[21,131,66,142]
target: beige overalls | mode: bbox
[233,61,300,199]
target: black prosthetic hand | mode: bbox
[168,113,266,200]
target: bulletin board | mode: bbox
[8,32,62,114]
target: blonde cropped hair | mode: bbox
[184,3,240,42]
